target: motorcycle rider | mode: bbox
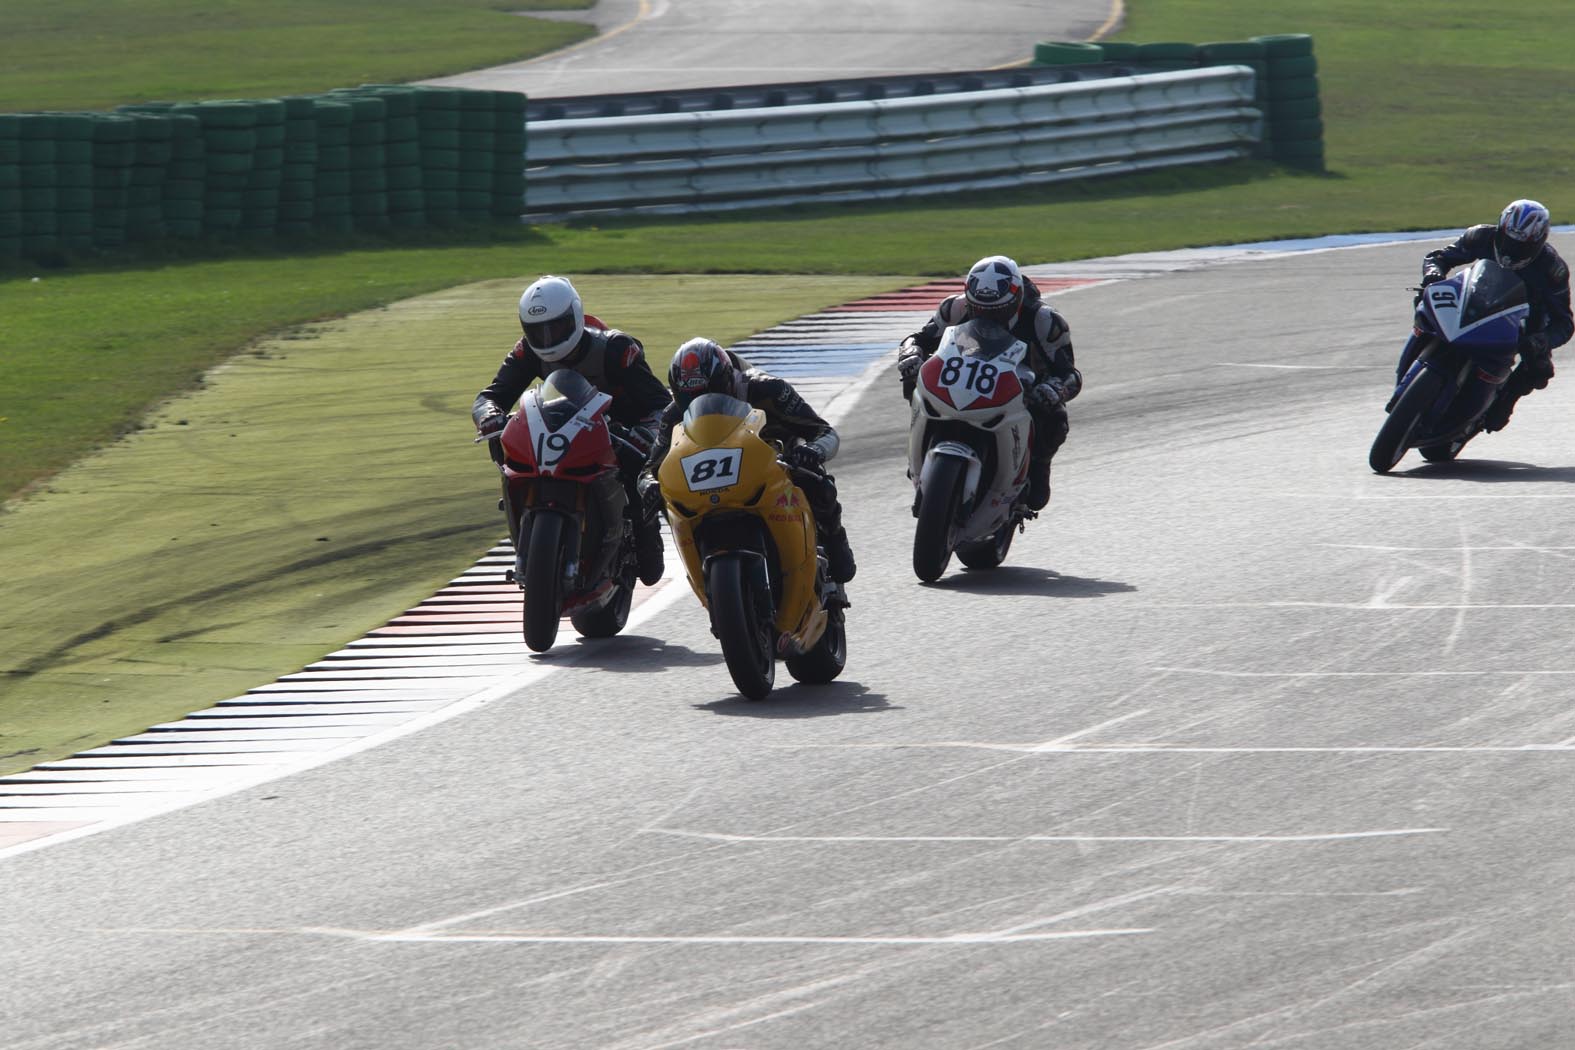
[1395,200,1572,432]
[647,337,857,583]
[896,255,1081,511]
[473,275,671,585]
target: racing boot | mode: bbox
[1483,391,1521,433]
[1026,457,1052,511]
[825,526,857,583]
[634,477,665,585]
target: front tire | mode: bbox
[913,454,967,582]
[707,555,775,700]
[1370,367,1446,474]
[522,511,569,652]
[786,607,846,685]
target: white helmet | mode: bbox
[518,275,585,362]
[965,255,1024,324]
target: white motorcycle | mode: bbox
[906,318,1036,582]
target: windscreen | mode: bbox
[682,392,752,428]
[946,318,1026,361]
[537,369,598,428]
[1459,260,1529,329]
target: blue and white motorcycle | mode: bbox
[1369,258,1531,473]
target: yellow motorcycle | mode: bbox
[657,393,849,699]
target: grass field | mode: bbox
[0,0,591,111]
[4,0,1575,773]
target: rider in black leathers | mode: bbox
[647,337,857,583]
[1395,200,1572,432]
[473,275,671,584]
[897,255,1081,510]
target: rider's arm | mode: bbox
[1422,225,1495,282]
[903,296,970,357]
[1029,305,1083,401]
[472,340,541,427]
[1541,250,1574,351]
[751,374,840,462]
[645,400,683,474]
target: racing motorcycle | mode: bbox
[906,318,1036,582]
[657,392,848,700]
[1369,258,1531,473]
[493,369,642,652]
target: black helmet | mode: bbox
[1494,199,1551,271]
[668,337,736,404]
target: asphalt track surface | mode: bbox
[425,0,1122,97]
[5,239,1575,1048]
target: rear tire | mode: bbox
[522,511,569,652]
[786,607,846,685]
[913,455,967,581]
[1419,439,1467,463]
[570,564,635,639]
[708,555,775,700]
[956,519,1016,570]
[1370,367,1446,474]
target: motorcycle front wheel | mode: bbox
[1370,368,1446,474]
[707,554,776,700]
[522,511,570,652]
[913,454,967,582]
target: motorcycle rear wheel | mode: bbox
[522,511,569,652]
[785,606,846,685]
[957,519,1016,570]
[707,554,776,700]
[1370,368,1446,474]
[1419,438,1468,463]
[571,564,635,639]
[913,455,966,582]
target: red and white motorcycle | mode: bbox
[906,318,1036,582]
[494,369,642,652]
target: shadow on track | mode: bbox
[926,566,1136,597]
[693,680,899,718]
[573,634,723,671]
[1393,459,1575,483]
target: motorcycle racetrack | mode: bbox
[4,236,1574,1048]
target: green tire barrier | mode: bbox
[1,84,528,265]
[1030,32,1325,172]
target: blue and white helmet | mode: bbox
[964,255,1024,324]
[1495,200,1550,271]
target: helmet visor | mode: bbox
[1496,230,1543,270]
[523,314,578,353]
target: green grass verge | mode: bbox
[0,273,914,776]
[0,0,592,111]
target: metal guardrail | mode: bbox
[523,67,1262,220]
[524,65,1138,122]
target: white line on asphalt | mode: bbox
[648,829,1447,844]
[1153,667,1575,677]
[372,929,1152,945]
[773,743,1575,754]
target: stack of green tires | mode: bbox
[331,90,390,231]
[1132,41,1199,71]
[191,100,258,234]
[311,99,354,234]
[118,102,205,239]
[0,115,20,261]
[16,115,59,259]
[90,114,137,248]
[276,97,318,236]
[353,86,424,229]
[53,114,95,253]
[1031,41,1104,66]
[125,113,172,242]
[493,91,526,220]
[243,99,286,235]
[417,88,464,226]
[1197,40,1270,158]
[458,90,496,221]
[1254,34,1323,170]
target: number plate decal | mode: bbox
[680,448,744,491]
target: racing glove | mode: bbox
[475,413,510,441]
[787,442,827,471]
[897,346,924,399]
[1025,380,1066,413]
